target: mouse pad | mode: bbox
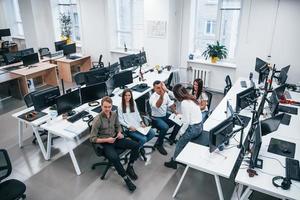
[268,138,295,158]
[18,110,47,122]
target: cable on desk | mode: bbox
[259,155,286,168]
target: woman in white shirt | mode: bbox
[118,89,156,154]
[164,84,203,169]
[192,78,209,121]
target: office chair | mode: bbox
[1,41,10,49]
[202,90,213,122]
[73,72,86,86]
[224,75,232,95]
[23,92,53,145]
[38,47,51,59]
[87,119,130,180]
[0,149,26,200]
[92,54,104,69]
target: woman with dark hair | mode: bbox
[118,89,155,154]
[164,84,203,169]
[192,78,209,121]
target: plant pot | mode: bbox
[60,36,72,44]
[211,56,218,63]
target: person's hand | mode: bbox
[129,126,136,131]
[117,132,124,139]
[106,137,116,143]
[141,122,146,128]
[161,82,168,92]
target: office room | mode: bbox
[0,0,299,199]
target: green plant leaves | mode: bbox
[201,41,228,60]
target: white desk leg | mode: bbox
[32,126,48,160]
[214,174,224,200]
[240,187,252,200]
[64,138,81,175]
[230,184,244,200]
[172,166,189,198]
[18,120,23,148]
[46,132,52,160]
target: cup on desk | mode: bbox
[49,110,58,121]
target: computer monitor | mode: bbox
[105,77,115,96]
[277,65,290,85]
[107,62,120,76]
[269,91,279,117]
[260,113,284,136]
[20,48,34,56]
[134,51,147,66]
[226,100,235,118]
[3,52,22,64]
[256,93,267,119]
[255,57,269,84]
[54,40,67,52]
[209,116,234,153]
[22,53,39,67]
[81,82,107,104]
[273,84,286,100]
[63,43,76,57]
[84,68,109,86]
[0,29,11,40]
[31,86,60,112]
[56,89,81,115]
[249,121,262,168]
[236,86,256,113]
[119,54,136,70]
[113,70,133,89]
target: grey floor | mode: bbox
[0,89,279,200]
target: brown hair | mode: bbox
[173,84,199,105]
[192,78,204,100]
[121,89,135,113]
[101,96,112,105]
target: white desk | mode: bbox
[22,68,172,175]
[235,90,300,200]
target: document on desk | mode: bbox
[137,126,151,135]
[168,113,183,126]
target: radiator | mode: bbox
[192,68,210,88]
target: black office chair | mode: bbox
[0,149,26,200]
[38,48,51,59]
[23,92,52,145]
[224,75,232,95]
[73,72,86,86]
[92,54,104,69]
[165,72,174,90]
[202,90,213,122]
[1,41,10,49]
[87,119,130,180]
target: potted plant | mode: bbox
[59,13,72,44]
[202,41,228,63]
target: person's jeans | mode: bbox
[173,122,203,158]
[101,138,139,177]
[202,111,209,122]
[152,113,181,146]
[127,128,156,148]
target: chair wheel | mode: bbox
[91,166,95,170]
[100,176,105,180]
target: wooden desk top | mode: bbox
[0,62,23,70]
[55,55,90,63]
[41,55,64,63]
[11,62,57,76]
[0,70,22,84]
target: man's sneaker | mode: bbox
[164,158,177,169]
[155,145,167,155]
[126,166,138,180]
[124,178,136,192]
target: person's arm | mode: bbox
[166,93,177,114]
[178,101,190,136]
[118,106,130,128]
[134,103,143,125]
[114,113,122,133]
[156,93,164,108]
[199,93,208,111]
[90,116,116,144]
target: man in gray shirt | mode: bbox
[90,96,139,192]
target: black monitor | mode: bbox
[20,48,34,56]
[226,100,235,118]
[277,65,290,85]
[54,40,67,52]
[255,57,269,84]
[63,43,76,57]
[31,86,60,112]
[3,52,22,64]
[236,86,256,113]
[119,54,136,70]
[22,53,39,67]
[84,68,109,86]
[269,91,279,117]
[134,51,147,66]
[256,93,267,119]
[209,116,234,153]
[81,82,107,104]
[113,70,133,89]
[260,113,284,136]
[56,89,81,115]
[273,84,286,100]
[0,29,11,40]
[107,62,120,76]
[249,121,262,168]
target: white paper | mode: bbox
[168,113,183,126]
[136,126,151,135]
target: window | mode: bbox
[55,0,81,42]
[114,0,144,50]
[12,0,24,37]
[192,0,241,61]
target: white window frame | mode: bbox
[204,20,216,36]
[12,0,24,37]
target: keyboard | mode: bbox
[286,157,300,181]
[240,81,247,88]
[67,110,89,123]
[68,55,81,60]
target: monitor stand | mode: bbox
[267,138,296,158]
[67,110,76,116]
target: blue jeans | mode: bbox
[152,113,181,146]
[202,111,209,122]
[127,128,156,148]
[173,122,203,158]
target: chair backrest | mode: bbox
[74,72,86,86]
[0,149,12,182]
[1,41,10,48]
[98,54,104,68]
[23,92,34,107]
[38,48,50,59]
[165,72,174,90]
[225,75,232,87]
[205,91,213,111]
